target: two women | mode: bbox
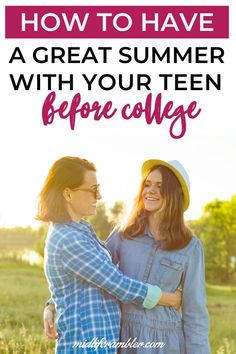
[38,156,180,353]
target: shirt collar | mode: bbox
[144,225,163,246]
[67,219,91,233]
[144,225,154,239]
[68,219,112,256]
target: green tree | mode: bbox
[191,195,236,284]
[88,201,126,241]
[87,202,112,240]
[109,201,126,228]
[33,224,49,257]
[0,226,37,253]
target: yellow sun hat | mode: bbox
[141,159,190,211]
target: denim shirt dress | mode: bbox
[106,229,211,354]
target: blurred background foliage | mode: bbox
[190,195,236,284]
[2,196,236,284]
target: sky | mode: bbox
[0,0,235,227]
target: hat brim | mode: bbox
[141,159,190,211]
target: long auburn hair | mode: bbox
[36,156,96,223]
[120,165,192,251]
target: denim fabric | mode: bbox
[106,229,211,354]
[44,220,148,353]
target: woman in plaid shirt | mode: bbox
[39,156,180,354]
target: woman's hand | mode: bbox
[172,288,182,310]
[43,304,58,339]
[158,288,182,309]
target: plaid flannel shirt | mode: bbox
[44,220,147,353]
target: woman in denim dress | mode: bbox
[106,159,210,354]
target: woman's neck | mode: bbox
[66,205,82,223]
[148,214,162,240]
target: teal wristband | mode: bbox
[143,284,162,309]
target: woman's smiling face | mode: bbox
[142,169,163,213]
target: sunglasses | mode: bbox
[72,184,100,198]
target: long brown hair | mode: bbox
[36,156,96,223]
[120,166,192,250]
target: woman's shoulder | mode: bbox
[50,222,74,236]
[179,235,203,256]
[190,235,203,248]
[48,221,92,244]
[106,226,123,244]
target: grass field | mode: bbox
[0,259,54,354]
[207,284,236,353]
[0,259,235,354]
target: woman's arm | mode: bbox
[44,226,180,340]
[61,230,161,308]
[43,289,181,339]
[181,239,210,354]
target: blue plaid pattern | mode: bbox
[44,220,147,353]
